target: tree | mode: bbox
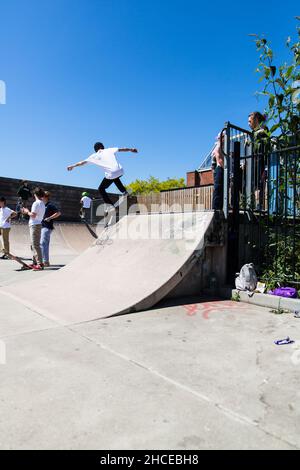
[251,17,300,143]
[126,176,186,195]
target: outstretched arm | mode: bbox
[118,148,138,153]
[44,211,61,223]
[4,211,17,224]
[67,161,88,171]
[22,208,37,218]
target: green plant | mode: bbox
[270,308,291,315]
[231,291,241,302]
[260,227,300,289]
[250,17,300,143]
[127,175,186,195]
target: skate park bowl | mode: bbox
[0,211,225,325]
[8,222,95,258]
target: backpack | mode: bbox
[235,263,257,292]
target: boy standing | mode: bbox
[0,197,17,259]
[67,143,138,206]
[22,187,46,271]
[80,192,92,220]
[41,191,61,267]
[17,180,32,208]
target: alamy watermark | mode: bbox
[0,340,6,365]
[0,80,6,104]
[92,200,212,250]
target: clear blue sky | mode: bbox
[0,0,298,189]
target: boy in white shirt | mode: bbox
[80,192,92,220]
[22,187,46,271]
[67,143,138,206]
[0,197,17,259]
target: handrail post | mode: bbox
[223,122,231,218]
[227,141,241,282]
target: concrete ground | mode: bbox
[0,257,300,450]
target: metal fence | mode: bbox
[222,122,300,286]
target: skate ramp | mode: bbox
[8,223,95,257]
[1,212,214,325]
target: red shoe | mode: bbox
[31,264,44,271]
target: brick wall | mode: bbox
[186,171,200,187]
[186,170,214,187]
[199,169,214,186]
[0,176,119,222]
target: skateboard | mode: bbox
[6,253,32,270]
[80,219,99,239]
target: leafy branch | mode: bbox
[250,17,300,143]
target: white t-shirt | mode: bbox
[0,207,13,229]
[29,200,46,226]
[81,196,92,209]
[85,147,124,180]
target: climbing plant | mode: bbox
[251,17,300,144]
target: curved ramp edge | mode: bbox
[1,212,215,325]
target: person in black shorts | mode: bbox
[67,143,138,206]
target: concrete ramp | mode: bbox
[1,212,214,325]
[8,223,95,257]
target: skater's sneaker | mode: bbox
[43,262,50,267]
[1,254,9,260]
[29,263,37,268]
[31,264,44,271]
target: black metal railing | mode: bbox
[221,122,300,287]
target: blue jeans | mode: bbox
[212,166,224,210]
[40,227,52,263]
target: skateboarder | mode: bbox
[67,143,138,207]
[0,197,17,259]
[80,192,92,220]
[22,187,46,271]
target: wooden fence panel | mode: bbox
[136,186,213,212]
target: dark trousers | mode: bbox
[98,177,127,205]
[212,166,224,210]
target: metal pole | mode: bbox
[223,122,231,218]
[227,141,241,283]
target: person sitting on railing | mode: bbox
[212,132,224,210]
[248,111,269,210]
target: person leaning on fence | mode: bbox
[41,191,61,267]
[0,197,17,259]
[212,132,224,210]
[21,187,46,271]
[248,111,269,210]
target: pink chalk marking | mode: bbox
[183,301,248,319]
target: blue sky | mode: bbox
[0,0,299,189]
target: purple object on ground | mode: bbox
[269,287,298,299]
[274,337,295,346]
